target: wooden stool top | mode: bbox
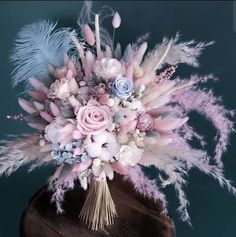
[20,175,175,237]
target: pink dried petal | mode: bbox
[83,24,95,46]
[49,102,60,117]
[29,91,47,101]
[154,117,189,132]
[29,77,49,94]
[18,98,37,114]
[112,162,128,175]
[28,122,46,130]
[72,159,92,173]
[40,111,53,123]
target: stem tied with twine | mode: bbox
[79,176,117,230]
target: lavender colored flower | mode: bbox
[111,76,133,99]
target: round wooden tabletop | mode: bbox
[20,175,175,237]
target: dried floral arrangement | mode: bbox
[0,1,235,230]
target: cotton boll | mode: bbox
[93,131,108,145]
[87,143,102,157]
[99,148,112,161]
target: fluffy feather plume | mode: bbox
[173,79,234,167]
[141,33,214,73]
[10,20,75,88]
[140,139,236,223]
[0,134,52,176]
[124,166,167,212]
[48,165,78,213]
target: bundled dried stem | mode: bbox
[79,178,117,230]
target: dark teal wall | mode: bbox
[0,1,236,237]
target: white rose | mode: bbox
[93,58,125,79]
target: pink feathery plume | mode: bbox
[173,86,234,168]
[124,165,167,213]
[0,134,52,176]
[49,166,78,214]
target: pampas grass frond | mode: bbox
[140,138,236,224]
[142,33,214,73]
[173,84,234,168]
[0,134,52,176]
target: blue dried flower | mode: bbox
[111,76,133,99]
[51,141,87,165]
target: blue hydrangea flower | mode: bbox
[111,76,133,99]
[51,140,88,165]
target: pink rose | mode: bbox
[76,100,112,135]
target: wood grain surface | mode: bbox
[20,175,175,237]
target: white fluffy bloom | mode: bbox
[118,142,143,166]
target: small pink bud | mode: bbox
[112,12,121,29]
[83,24,95,46]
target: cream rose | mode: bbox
[76,100,112,135]
[93,58,124,79]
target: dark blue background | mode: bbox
[0,1,236,237]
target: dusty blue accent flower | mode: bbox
[51,140,86,165]
[111,76,133,99]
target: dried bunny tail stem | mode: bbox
[0,134,51,176]
[77,1,113,50]
[79,177,117,230]
[95,14,102,59]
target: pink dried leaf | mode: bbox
[28,122,46,130]
[29,77,49,94]
[83,24,95,46]
[29,91,47,101]
[154,117,189,132]
[49,102,60,117]
[18,98,37,114]
[40,111,53,123]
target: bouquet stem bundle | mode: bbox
[79,178,117,230]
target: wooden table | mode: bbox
[20,175,175,237]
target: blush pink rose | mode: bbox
[76,100,112,135]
